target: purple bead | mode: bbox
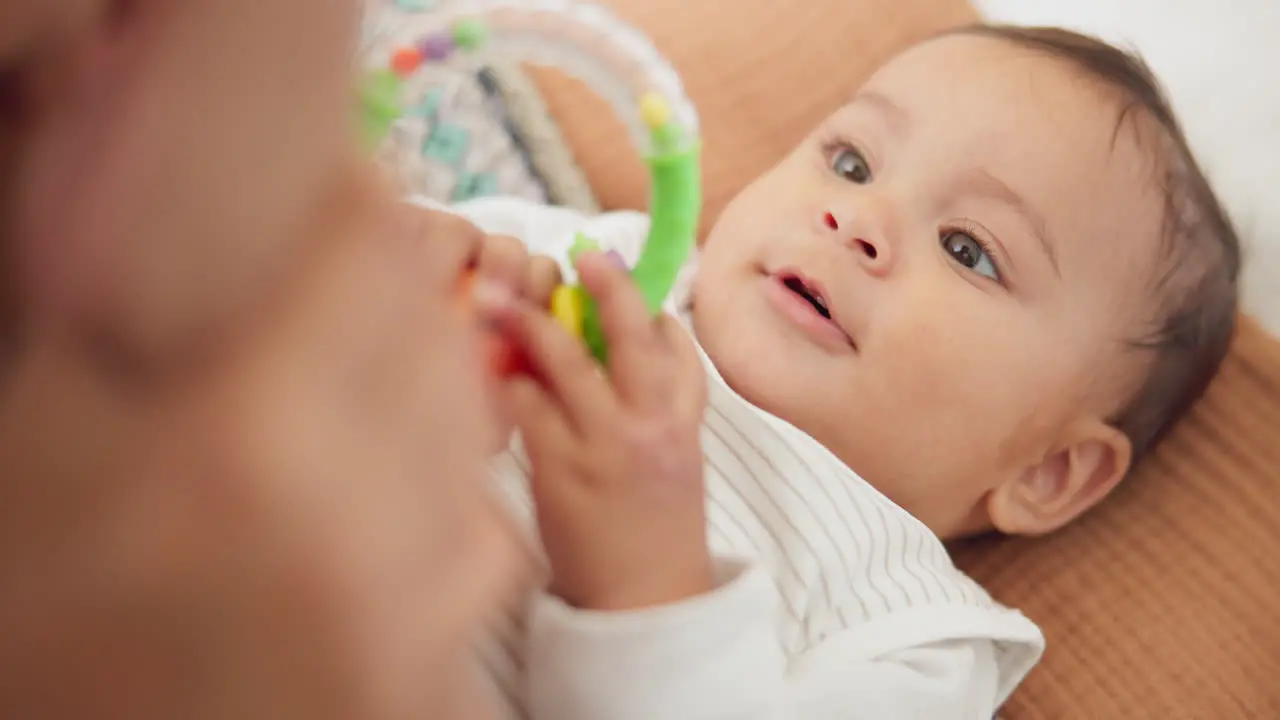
[421,33,454,61]
[605,250,629,270]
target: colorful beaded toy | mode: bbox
[361,0,702,367]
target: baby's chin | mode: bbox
[692,303,845,429]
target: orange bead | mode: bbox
[391,47,422,76]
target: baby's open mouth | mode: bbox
[782,274,831,319]
[770,270,856,350]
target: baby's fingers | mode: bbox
[475,238,559,309]
[476,235,528,296]
[503,376,573,461]
[480,289,612,433]
[575,253,668,409]
[525,255,562,310]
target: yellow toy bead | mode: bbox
[639,92,671,130]
[550,285,586,338]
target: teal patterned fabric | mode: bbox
[361,0,552,204]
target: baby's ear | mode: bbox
[987,419,1133,536]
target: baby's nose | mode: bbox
[820,210,891,277]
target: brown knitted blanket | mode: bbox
[953,315,1280,718]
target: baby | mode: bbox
[438,25,1241,719]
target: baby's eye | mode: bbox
[830,148,872,184]
[941,230,1000,281]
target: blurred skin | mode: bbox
[0,1,527,718]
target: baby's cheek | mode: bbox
[881,309,1052,450]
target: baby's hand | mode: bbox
[474,233,562,310]
[485,252,712,611]
[458,232,561,447]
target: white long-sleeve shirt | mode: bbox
[427,197,1045,720]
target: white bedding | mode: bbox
[976,0,1280,332]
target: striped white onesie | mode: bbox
[429,197,1045,720]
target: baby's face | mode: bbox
[693,34,1165,537]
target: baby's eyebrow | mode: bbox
[961,167,1061,277]
[848,90,911,137]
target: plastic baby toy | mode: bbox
[360,0,702,370]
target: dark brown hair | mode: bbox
[949,25,1242,461]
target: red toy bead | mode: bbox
[457,270,529,377]
[484,333,529,377]
[391,47,423,76]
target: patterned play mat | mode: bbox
[360,0,599,212]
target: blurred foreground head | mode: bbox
[1,0,365,371]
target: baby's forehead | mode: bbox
[850,33,1169,295]
[859,33,1129,118]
